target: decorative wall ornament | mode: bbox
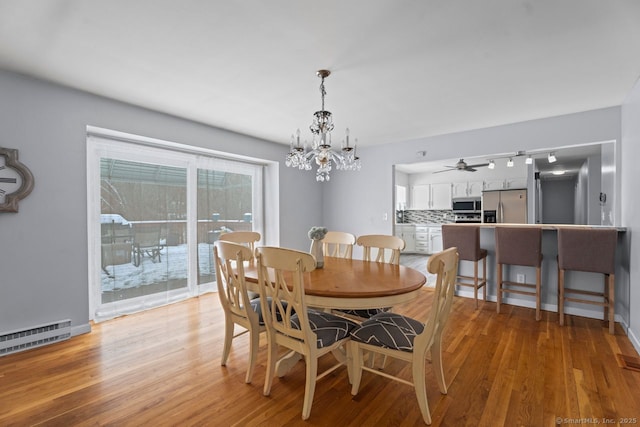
[0,147,34,213]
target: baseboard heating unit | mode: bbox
[0,319,71,357]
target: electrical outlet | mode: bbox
[516,274,526,283]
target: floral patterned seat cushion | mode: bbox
[291,309,358,348]
[350,312,425,352]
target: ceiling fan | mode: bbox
[433,159,490,174]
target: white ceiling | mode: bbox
[1,1,639,148]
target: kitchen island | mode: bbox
[448,223,629,331]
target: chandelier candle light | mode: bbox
[285,70,362,182]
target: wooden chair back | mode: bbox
[418,247,459,355]
[322,231,356,259]
[255,246,316,344]
[356,234,405,265]
[219,231,261,264]
[213,240,263,383]
[214,241,256,322]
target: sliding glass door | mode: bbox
[88,133,263,322]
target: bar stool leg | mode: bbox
[608,273,615,334]
[496,263,502,314]
[473,260,479,309]
[536,266,541,321]
[558,269,565,326]
[482,256,487,302]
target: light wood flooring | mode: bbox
[1,290,640,426]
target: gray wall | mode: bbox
[541,177,575,224]
[621,75,640,352]
[601,142,616,225]
[0,69,321,335]
[574,162,588,224]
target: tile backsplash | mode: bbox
[397,210,454,224]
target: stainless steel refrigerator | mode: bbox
[482,189,527,223]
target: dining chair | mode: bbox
[219,231,261,263]
[348,247,459,425]
[255,246,358,421]
[214,240,265,384]
[322,231,356,259]
[339,234,406,320]
[219,231,262,298]
[356,234,405,265]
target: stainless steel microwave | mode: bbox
[451,198,481,213]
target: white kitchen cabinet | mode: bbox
[413,225,429,254]
[483,179,505,191]
[451,182,469,199]
[452,180,483,198]
[428,226,443,254]
[395,224,415,252]
[467,180,484,197]
[411,183,451,210]
[505,177,527,189]
[410,185,430,209]
[430,183,452,210]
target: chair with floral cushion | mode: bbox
[322,231,356,259]
[348,247,459,425]
[256,246,358,421]
[214,240,265,384]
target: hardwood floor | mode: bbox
[2,291,640,426]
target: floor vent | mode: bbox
[0,320,71,357]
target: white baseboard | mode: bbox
[628,327,640,355]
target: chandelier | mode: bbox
[285,69,361,182]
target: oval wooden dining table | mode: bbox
[242,255,427,376]
[242,255,427,310]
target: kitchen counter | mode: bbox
[446,223,626,231]
[444,223,629,328]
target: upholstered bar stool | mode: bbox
[495,226,543,321]
[442,225,487,308]
[557,227,617,334]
